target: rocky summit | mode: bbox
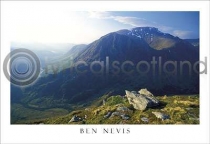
[125,89,159,110]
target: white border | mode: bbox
[1,1,209,144]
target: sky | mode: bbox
[7,9,199,44]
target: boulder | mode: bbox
[85,108,90,111]
[186,108,193,111]
[103,99,106,106]
[139,88,154,97]
[189,117,199,121]
[69,115,82,123]
[187,112,199,121]
[141,117,149,123]
[104,112,112,118]
[125,89,159,110]
[111,111,121,117]
[120,114,130,120]
[116,106,131,112]
[152,112,170,120]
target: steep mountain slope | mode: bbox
[75,32,153,62]
[65,44,87,58]
[39,44,87,76]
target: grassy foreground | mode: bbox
[38,94,199,124]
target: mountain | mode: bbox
[39,44,87,76]
[11,27,199,123]
[74,32,153,62]
[75,27,198,63]
[68,27,199,96]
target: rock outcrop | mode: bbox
[105,106,132,120]
[125,89,159,110]
[69,115,82,123]
[139,89,154,97]
[104,112,112,118]
[110,111,121,117]
[152,112,170,120]
[120,114,130,120]
[116,106,132,112]
[141,117,149,123]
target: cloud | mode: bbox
[88,12,173,31]
[172,30,193,39]
[88,11,112,19]
[88,11,193,39]
[113,16,152,27]
[88,12,156,27]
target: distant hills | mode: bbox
[11,42,75,68]
[184,39,199,47]
[11,27,199,112]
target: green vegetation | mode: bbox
[11,104,69,124]
[32,94,199,125]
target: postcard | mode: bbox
[1,1,209,144]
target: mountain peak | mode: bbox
[117,27,175,38]
[131,27,158,32]
[116,27,180,50]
